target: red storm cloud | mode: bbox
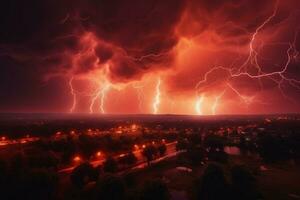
[0,0,299,114]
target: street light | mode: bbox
[96,151,102,157]
[134,144,139,150]
[73,156,81,162]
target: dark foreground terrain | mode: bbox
[0,114,300,200]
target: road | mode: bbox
[59,141,178,173]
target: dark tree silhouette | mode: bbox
[142,145,157,166]
[257,134,290,163]
[231,165,262,200]
[158,144,167,156]
[95,174,125,200]
[186,146,205,166]
[23,169,58,200]
[123,172,137,188]
[187,133,202,146]
[204,134,228,163]
[196,164,229,200]
[176,139,188,151]
[78,134,99,160]
[118,152,138,166]
[140,179,170,200]
[203,134,225,151]
[103,156,118,173]
[70,162,99,188]
[27,151,59,169]
[0,159,8,199]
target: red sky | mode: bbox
[0,0,300,115]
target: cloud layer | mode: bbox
[0,0,299,113]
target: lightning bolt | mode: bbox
[195,94,205,115]
[238,0,279,74]
[89,88,100,114]
[211,90,226,115]
[195,0,300,107]
[69,77,77,113]
[125,52,169,62]
[226,83,254,106]
[153,78,161,114]
[99,83,110,114]
[89,82,110,114]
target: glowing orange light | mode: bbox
[1,136,6,141]
[96,151,102,157]
[152,78,161,114]
[134,144,139,149]
[195,94,204,115]
[73,156,81,162]
[99,82,110,114]
[131,124,137,130]
[212,90,226,115]
[142,144,146,149]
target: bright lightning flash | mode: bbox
[195,94,205,115]
[195,0,300,108]
[69,77,76,113]
[153,78,161,114]
[90,82,110,114]
[212,90,226,115]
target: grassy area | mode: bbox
[257,164,300,199]
[131,153,300,200]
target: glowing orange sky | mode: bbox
[0,0,299,114]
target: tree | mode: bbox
[203,134,225,151]
[27,151,59,169]
[289,132,300,162]
[118,152,138,166]
[207,150,228,163]
[231,165,262,200]
[258,134,291,163]
[95,174,125,200]
[70,162,99,188]
[78,134,99,160]
[204,135,228,163]
[196,164,229,200]
[142,145,157,166]
[187,133,202,146]
[0,159,8,199]
[23,169,58,200]
[158,144,167,156]
[176,139,188,151]
[103,157,118,173]
[186,146,205,166]
[140,179,170,200]
[123,172,137,188]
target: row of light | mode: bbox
[73,139,167,163]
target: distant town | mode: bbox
[0,114,299,199]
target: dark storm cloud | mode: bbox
[0,0,282,79]
[0,0,299,112]
[0,0,186,80]
[79,0,184,55]
[94,44,113,64]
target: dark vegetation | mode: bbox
[0,114,299,199]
